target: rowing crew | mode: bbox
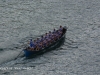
[27,26,63,51]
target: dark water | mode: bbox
[0,0,100,75]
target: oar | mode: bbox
[14,50,23,60]
[14,35,42,60]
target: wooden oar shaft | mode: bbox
[14,50,23,60]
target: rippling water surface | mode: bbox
[0,0,100,75]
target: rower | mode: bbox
[39,36,43,43]
[38,36,44,49]
[59,26,63,31]
[30,39,34,47]
[36,38,40,43]
[39,36,45,48]
[43,39,48,47]
[57,26,63,37]
[33,40,37,50]
[53,29,56,34]
[47,32,52,45]
[44,33,49,45]
[48,31,52,43]
[52,29,57,41]
[55,30,60,40]
[35,38,40,51]
[45,33,48,38]
[42,33,49,46]
[29,39,35,51]
[58,29,63,37]
[44,33,49,39]
[49,31,52,37]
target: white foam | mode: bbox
[0,49,24,64]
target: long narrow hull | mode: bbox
[23,27,67,58]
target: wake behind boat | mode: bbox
[23,26,67,58]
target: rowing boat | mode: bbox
[23,26,67,58]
